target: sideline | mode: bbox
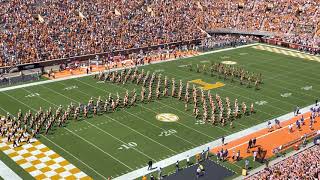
[0,160,22,180]
[114,103,316,180]
[0,43,258,92]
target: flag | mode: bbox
[197,1,203,10]
[115,9,121,16]
[38,14,44,23]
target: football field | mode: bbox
[0,44,319,179]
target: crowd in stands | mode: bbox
[1,0,319,67]
[247,145,320,179]
[193,0,320,47]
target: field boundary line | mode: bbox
[0,43,259,92]
[114,103,316,180]
[0,160,22,180]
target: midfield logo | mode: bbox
[189,79,225,90]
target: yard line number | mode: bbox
[158,129,177,137]
[25,93,40,98]
[255,100,268,106]
[118,142,138,150]
[195,120,205,125]
[63,85,78,90]
[280,92,292,98]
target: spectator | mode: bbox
[247,145,320,180]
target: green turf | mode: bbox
[0,44,319,179]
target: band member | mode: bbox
[255,80,259,90]
[171,78,176,97]
[147,89,152,102]
[93,106,97,116]
[84,106,88,118]
[141,87,146,102]
[111,99,116,112]
[211,111,216,125]
[242,102,247,115]
[131,89,137,106]
[250,103,254,114]
[178,80,183,100]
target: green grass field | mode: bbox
[0,44,319,179]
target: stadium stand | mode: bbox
[1,0,319,68]
[246,145,320,179]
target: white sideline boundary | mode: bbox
[0,160,22,180]
[0,43,259,92]
[115,103,317,180]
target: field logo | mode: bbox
[239,53,248,56]
[301,86,312,91]
[255,100,268,106]
[189,79,225,90]
[200,60,210,63]
[281,93,292,98]
[156,113,179,122]
[221,61,237,65]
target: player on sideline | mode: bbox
[267,120,273,132]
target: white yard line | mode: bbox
[21,87,157,162]
[65,128,134,170]
[115,103,317,180]
[0,43,259,93]
[0,160,22,180]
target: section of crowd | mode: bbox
[247,145,320,179]
[1,0,319,67]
